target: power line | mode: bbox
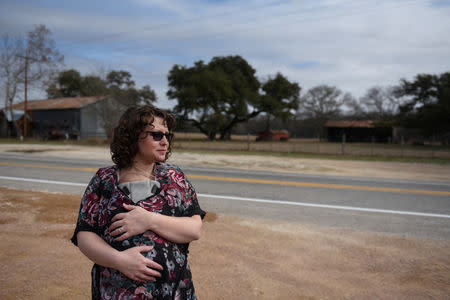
[15,54,38,138]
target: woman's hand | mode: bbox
[77,231,163,282]
[116,245,163,282]
[109,203,202,244]
[109,203,154,241]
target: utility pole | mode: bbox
[24,55,28,138]
[16,54,32,139]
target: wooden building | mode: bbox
[325,120,392,143]
[2,96,107,139]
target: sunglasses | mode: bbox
[144,131,174,143]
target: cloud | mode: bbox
[430,0,450,8]
[1,0,449,106]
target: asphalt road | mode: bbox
[1,152,449,239]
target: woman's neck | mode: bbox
[130,160,155,179]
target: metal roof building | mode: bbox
[3,96,107,139]
[325,120,392,143]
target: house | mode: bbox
[256,129,290,141]
[2,96,107,139]
[325,120,392,143]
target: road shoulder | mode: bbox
[1,144,449,182]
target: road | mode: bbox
[0,152,449,239]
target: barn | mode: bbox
[2,96,107,139]
[325,120,392,143]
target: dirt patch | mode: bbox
[191,218,450,299]
[0,187,449,299]
[202,211,218,222]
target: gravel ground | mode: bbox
[0,188,449,299]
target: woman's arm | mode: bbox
[77,231,163,282]
[109,203,202,244]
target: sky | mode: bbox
[1,0,450,109]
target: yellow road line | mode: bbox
[0,162,98,172]
[1,161,449,196]
[187,174,450,196]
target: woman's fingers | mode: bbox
[111,212,125,223]
[108,221,125,236]
[142,264,162,278]
[137,245,163,272]
[135,274,157,282]
[108,221,121,232]
[118,245,165,282]
[146,259,163,271]
[123,203,136,211]
[114,230,129,241]
[111,205,151,241]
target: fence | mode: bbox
[172,133,450,159]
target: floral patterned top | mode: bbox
[71,163,205,300]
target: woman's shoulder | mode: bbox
[156,162,185,175]
[95,165,117,179]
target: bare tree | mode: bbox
[341,92,365,118]
[299,85,347,139]
[0,35,25,135]
[359,86,399,119]
[25,25,64,86]
[0,24,64,136]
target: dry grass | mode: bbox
[0,187,449,299]
[170,132,448,158]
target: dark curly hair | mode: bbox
[110,105,176,169]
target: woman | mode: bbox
[71,105,205,299]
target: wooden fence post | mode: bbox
[371,136,375,156]
[342,133,346,155]
[401,136,404,157]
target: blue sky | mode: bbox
[1,0,449,109]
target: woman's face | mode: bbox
[135,116,170,164]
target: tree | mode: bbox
[100,71,156,137]
[47,69,109,98]
[46,69,84,98]
[0,35,25,135]
[167,55,301,140]
[105,70,155,107]
[107,70,135,89]
[167,56,260,140]
[260,72,300,129]
[395,72,450,138]
[1,24,64,136]
[341,92,365,118]
[47,68,157,137]
[82,75,108,97]
[299,85,347,139]
[360,86,399,119]
[25,25,64,88]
